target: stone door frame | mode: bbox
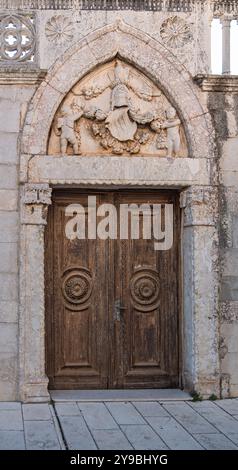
[19,22,220,402]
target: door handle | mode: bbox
[114,299,126,321]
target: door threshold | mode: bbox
[50,389,192,402]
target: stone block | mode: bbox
[0,301,18,323]
[0,243,18,273]
[0,99,20,133]
[0,212,19,243]
[221,324,238,353]
[221,276,238,301]
[232,217,238,248]
[0,273,18,301]
[0,165,17,190]
[222,249,238,276]
[0,190,18,211]
[0,133,18,164]
[0,324,18,354]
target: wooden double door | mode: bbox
[46,190,180,389]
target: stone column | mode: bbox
[19,183,52,402]
[180,186,220,398]
[222,18,231,75]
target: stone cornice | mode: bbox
[0,68,47,85]
[194,74,238,92]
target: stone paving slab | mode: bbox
[106,402,146,425]
[91,429,133,450]
[23,404,52,421]
[0,430,25,450]
[24,420,62,450]
[0,400,238,450]
[58,415,97,450]
[0,409,23,431]
[147,415,203,450]
[77,403,118,430]
[163,402,218,434]
[194,433,238,450]
[121,424,168,450]
[190,401,238,434]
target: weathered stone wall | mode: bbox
[205,81,238,398]
[0,76,41,400]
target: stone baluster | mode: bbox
[19,183,52,402]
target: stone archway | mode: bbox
[19,21,220,402]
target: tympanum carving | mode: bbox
[48,60,187,157]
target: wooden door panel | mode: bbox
[46,192,109,389]
[112,192,179,388]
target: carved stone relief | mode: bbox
[0,13,35,62]
[48,60,187,157]
[160,16,192,48]
[45,15,74,45]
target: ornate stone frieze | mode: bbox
[0,1,196,11]
[45,15,74,45]
[48,60,187,157]
[0,13,36,63]
[180,186,218,227]
[213,1,238,18]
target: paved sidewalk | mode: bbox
[1,399,238,450]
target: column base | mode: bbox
[21,379,50,403]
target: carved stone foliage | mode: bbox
[62,267,93,311]
[48,60,187,157]
[45,15,74,45]
[130,268,160,312]
[0,13,35,62]
[160,16,192,48]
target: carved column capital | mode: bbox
[180,186,218,227]
[21,183,52,225]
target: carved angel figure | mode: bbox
[57,104,84,155]
[161,107,181,157]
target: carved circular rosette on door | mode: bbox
[61,267,93,311]
[130,268,160,312]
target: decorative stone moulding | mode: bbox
[0,13,36,63]
[0,1,196,12]
[194,75,238,92]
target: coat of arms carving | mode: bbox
[48,60,187,157]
